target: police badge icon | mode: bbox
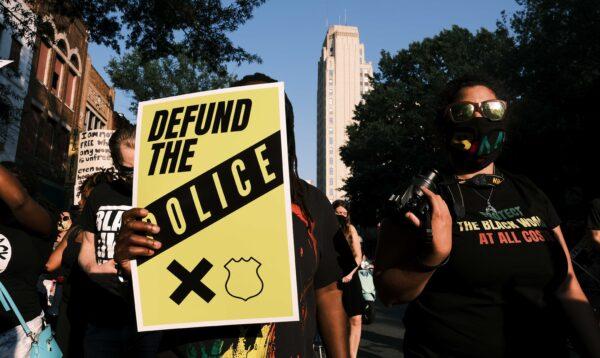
[224,257,264,301]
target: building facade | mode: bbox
[0,0,34,162]
[316,25,372,201]
[13,11,120,208]
[15,14,88,207]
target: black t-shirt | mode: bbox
[79,181,133,326]
[404,172,569,358]
[0,224,51,332]
[587,199,600,230]
[167,181,355,357]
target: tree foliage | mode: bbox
[106,51,236,112]
[342,0,600,239]
[2,0,265,76]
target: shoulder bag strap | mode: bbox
[0,281,33,337]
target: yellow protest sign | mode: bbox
[131,83,298,331]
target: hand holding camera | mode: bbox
[389,170,452,268]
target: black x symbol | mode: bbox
[167,259,215,305]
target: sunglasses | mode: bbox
[445,99,507,123]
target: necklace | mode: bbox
[470,187,497,215]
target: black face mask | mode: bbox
[446,117,507,174]
[336,214,348,228]
[116,165,134,187]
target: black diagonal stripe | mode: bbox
[138,131,284,266]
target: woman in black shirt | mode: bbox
[0,163,54,355]
[375,76,600,357]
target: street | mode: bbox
[359,301,407,357]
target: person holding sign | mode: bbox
[375,76,600,357]
[115,73,355,357]
[77,126,162,357]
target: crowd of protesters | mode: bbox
[1,73,599,358]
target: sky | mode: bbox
[88,0,521,183]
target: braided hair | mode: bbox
[231,73,312,223]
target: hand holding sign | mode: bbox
[115,208,161,275]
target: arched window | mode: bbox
[56,39,67,55]
[65,54,80,108]
[35,41,51,84]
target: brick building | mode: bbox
[15,12,120,208]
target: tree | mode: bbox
[503,0,600,241]
[340,26,516,226]
[1,0,265,76]
[106,51,236,112]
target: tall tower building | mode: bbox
[317,25,372,202]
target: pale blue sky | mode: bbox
[88,0,520,183]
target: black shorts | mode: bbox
[341,273,363,317]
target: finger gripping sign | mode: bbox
[131,83,298,331]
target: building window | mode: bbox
[329,157,333,164]
[84,107,107,130]
[329,167,333,175]
[8,37,22,72]
[329,136,333,145]
[35,117,55,161]
[65,70,77,108]
[328,127,333,133]
[51,58,64,97]
[51,126,69,167]
[36,42,51,84]
[329,179,333,185]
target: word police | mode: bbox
[147,98,253,175]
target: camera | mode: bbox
[388,169,439,233]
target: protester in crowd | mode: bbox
[46,171,114,275]
[332,200,364,358]
[53,170,112,357]
[114,73,355,357]
[0,162,54,356]
[38,211,73,323]
[375,75,600,357]
[78,126,162,356]
[587,199,600,250]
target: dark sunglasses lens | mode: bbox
[450,103,475,122]
[482,100,506,121]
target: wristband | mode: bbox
[414,254,450,272]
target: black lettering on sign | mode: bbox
[138,131,284,266]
